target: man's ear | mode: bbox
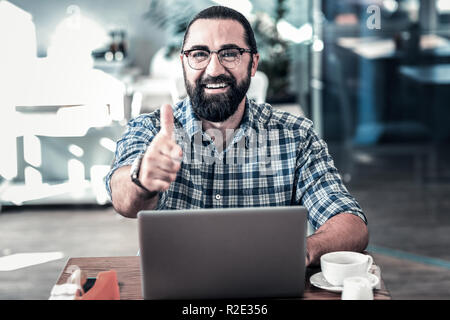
[251,53,260,77]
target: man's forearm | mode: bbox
[306,213,369,267]
[110,166,159,218]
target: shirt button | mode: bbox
[215,194,221,200]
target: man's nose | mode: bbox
[204,52,226,77]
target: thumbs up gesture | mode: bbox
[138,104,183,193]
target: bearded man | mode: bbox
[106,6,368,267]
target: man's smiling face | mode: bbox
[181,18,259,122]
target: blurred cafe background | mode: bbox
[1,0,450,299]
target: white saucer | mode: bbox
[310,272,379,293]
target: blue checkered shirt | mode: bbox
[105,97,366,230]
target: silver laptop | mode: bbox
[138,206,307,300]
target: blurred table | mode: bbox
[56,256,391,300]
[337,34,450,60]
[399,64,450,85]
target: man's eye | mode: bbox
[191,51,209,59]
[220,50,239,58]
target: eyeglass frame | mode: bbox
[181,47,253,70]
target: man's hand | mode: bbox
[139,104,183,194]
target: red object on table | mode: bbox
[79,270,120,300]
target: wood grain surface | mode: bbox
[56,256,391,300]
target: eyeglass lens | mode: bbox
[188,48,242,69]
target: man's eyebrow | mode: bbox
[185,43,243,51]
[185,45,209,51]
[220,43,242,49]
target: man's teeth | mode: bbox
[205,83,228,89]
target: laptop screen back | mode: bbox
[138,206,307,300]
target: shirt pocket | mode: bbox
[222,163,293,206]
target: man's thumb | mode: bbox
[160,104,174,137]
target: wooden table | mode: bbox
[56,256,391,300]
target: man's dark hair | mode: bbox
[182,6,258,54]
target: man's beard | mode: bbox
[184,64,252,122]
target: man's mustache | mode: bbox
[198,74,236,87]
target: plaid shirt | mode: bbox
[105,97,366,230]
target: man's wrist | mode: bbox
[130,154,158,200]
[133,176,159,201]
[135,185,159,200]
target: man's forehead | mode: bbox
[184,18,247,49]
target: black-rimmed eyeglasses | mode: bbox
[181,47,252,70]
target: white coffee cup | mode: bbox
[341,276,374,300]
[320,251,373,286]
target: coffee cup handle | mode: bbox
[366,255,373,272]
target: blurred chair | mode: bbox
[130,78,174,116]
[130,48,182,116]
[150,47,182,79]
[247,71,269,104]
[170,76,187,104]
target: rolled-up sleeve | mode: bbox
[104,114,159,200]
[295,126,367,231]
